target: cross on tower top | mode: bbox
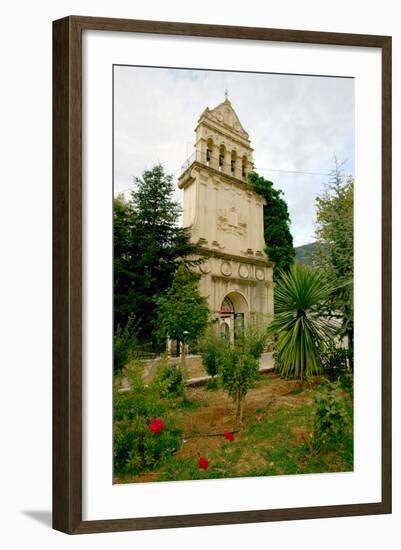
[224,88,228,100]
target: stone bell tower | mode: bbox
[178,96,274,341]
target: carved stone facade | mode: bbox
[178,98,274,341]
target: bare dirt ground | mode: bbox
[182,373,313,433]
[175,373,316,459]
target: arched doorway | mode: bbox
[219,292,249,343]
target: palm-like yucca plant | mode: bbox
[269,264,338,379]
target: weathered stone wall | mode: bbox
[119,355,207,390]
[119,353,274,391]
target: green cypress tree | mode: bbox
[248,171,295,277]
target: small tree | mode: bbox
[156,264,209,375]
[219,347,259,428]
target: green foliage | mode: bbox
[155,359,184,399]
[320,341,353,381]
[219,348,260,402]
[200,324,266,422]
[248,171,295,277]
[314,162,354,352]
[113,317,140,373]
[314,379,352,449]
[199,326,227,378]
[236,320,268,359]
[338,371,354,398]
[114,375,353,482]
[218,347,260,425]
[156,264,209,347]
[157,378,352,482]
[114,362,182,476]
[268,263,338,379]
[288,388,303,395]
[113,165,197,342]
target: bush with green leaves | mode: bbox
[218,347,260,427]
[114,362,182,476]
[236,320,269,359]
[113,316,140,373]
[268,263,338,379]
[320,340,353,381]
[313,379,352,449]
[338,371,354,398]
[154,358,184,399]
[199,326,227,379]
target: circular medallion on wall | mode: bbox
[238,264,249,278]
[255,268,265,281]
[199,260,211,274]
[221,261,232,276]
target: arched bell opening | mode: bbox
[219,144,226,172]
[241,155,248,179]
[230,150,237,176]
[206,137,214,166]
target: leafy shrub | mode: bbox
[206,378,218,390]
[113,316,140,373]
[199,327,227,379]
[219,347,260,427]
[155,359,184,399]
[114,362,182,476]
[313,379,352,449]
[236,321,268,359]
[320,341,352,381]
[338,371,354,398]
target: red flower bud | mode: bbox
[149,418,165,434]
[224,431,235,442]
[196,453,209,470]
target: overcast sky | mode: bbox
[114,65,354,247]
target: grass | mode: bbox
[159,403,352,482]
[114,374,353,483]
[176,399,209,412]
[288,388,303,395]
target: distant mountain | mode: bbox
[295,242,323,266]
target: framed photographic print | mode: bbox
[53,16,392,534]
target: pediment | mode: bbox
[202,100,249,138]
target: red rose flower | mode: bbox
[149,418,165,434]
[196,452,209,470]
[224,431,235,442]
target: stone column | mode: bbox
[197,138,206,164]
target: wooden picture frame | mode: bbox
[53,15,392,534]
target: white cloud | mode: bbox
[114,66,354,247]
